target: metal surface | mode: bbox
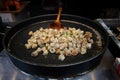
[0,49,119,80]
[96,19,120,57]
[0,17,119,79]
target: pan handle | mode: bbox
[0,25,12,36]
[0,16,12,36]
[96,19,114,37]
[0,32,5,36]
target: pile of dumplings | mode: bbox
[25,27,94,61]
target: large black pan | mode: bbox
[3,14,108,78]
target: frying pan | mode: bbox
[3,14,108,78]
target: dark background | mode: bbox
[22,0,120,19]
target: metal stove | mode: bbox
[0,49,119,80]
[0,19,120,80]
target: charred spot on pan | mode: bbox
[96,38,102,47]
[111,27,120,41]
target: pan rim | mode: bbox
[3,14,109,67]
